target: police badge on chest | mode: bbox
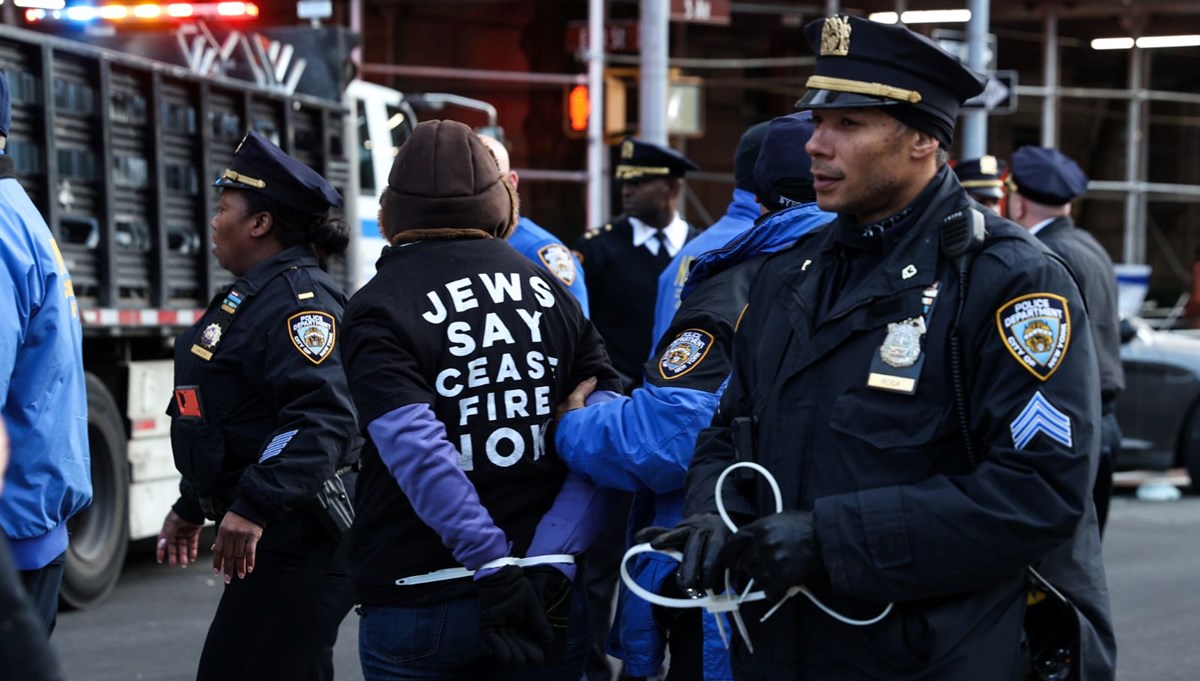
[867,285,938,395]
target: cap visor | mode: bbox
[212,177,260,191]
[968,187,1004,199]
[795,89,901,111]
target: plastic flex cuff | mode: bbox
[619,462,893,652]
[395,554,576,586]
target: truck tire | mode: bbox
[61,374,130,610]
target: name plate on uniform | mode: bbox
[867,372,916,393]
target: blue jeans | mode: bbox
[359,576,589,681]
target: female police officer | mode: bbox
[155,130,359,681]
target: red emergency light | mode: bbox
[24,2,259,24]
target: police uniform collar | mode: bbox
[233,245,318,296]
[832,166,948,253]
[630,214,689,253]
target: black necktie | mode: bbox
[652,230,673,265]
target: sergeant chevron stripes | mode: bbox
[259,429,299,463]
[1011,391,1072,450]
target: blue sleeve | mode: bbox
[555,381,721,495]
[367,404,509,575]
[525,473,607,580]
[0,207,35,408]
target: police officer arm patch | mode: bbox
[658,328,715,380]
[1011,391,1072,450]
[995,293,1071,381]
[537,243,577,286]
[288,311,336,365]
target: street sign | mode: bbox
[565,20,640,55]
[962,70,1018,114]
[931,28,997,72]
[669,0,731,26]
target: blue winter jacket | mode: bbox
[508,216,590,316]
[557,202,833,679]
[0,158,92,571]
[651,189,759,347]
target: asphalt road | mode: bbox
[52,495,1200,681]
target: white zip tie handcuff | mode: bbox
[619,462,893,653]
[395,554,575,586]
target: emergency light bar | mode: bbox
[24,2,259,23]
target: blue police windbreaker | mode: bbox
[0,154,92,570]
[508,216,590,316]
[557,202,833,680]
[651,188,760,347]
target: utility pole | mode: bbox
[960,0,989,159]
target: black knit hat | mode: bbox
[381,120,515,238]
[733,121,771,192]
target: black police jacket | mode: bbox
[683,169,1113,680]
[1036,217,1124,401]
[168,246,358,528]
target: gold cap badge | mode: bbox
[820,15,852,57]
[621,139,634,159]
[979,155,998,176]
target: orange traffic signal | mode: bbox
[567,84,590,134]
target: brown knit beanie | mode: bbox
[380,120,517,240]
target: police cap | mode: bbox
[795,14,986,147]
[614,138,699,182]
[954,155,1007,200]
[1009,146,1089,205]
[754,111,817,212]
[214,129,342,215]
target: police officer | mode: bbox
[954,154,1008,214]
[342,120,621,680]
[575,138,700,391]
[1009,146,1123,536]
[155,130,358,681]
[478,134,590,314]
[651,124,766,346]
[556,113,832,681]
[647,15,1113,680]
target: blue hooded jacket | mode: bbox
[557,201,832,679]
[0,153,92,570]
[507,216,590,316]
[651,189,760,347]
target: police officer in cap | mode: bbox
[575,138,700,392]
[647,14,1113,680]
[1009,145,1123,537]
[156,129,359,681]
[954,154,1008,214]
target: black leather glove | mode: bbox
[716,510,822,602]
[635,513,730,593]
[476,565,554,666]
[525,565,573,664]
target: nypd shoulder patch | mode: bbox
[1011,391,1073,450]
[995,293,1071,381]
[537,243,577,286]
[288,311,336,365]
[659,329,714,380]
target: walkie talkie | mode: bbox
[940,205,987,266]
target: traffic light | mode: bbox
[566,84,590,136]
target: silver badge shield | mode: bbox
[879,317,926,368]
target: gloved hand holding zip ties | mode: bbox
[620,463,893,652]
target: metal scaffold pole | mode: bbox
[640,0,669,145]
[587,0,607,228]
[960,0,989,159]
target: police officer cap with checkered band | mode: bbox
[795,14,987,148]
[214,129,343,215]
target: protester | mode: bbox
[155,129,359,681]
[647,15,1113,680]
[342,120,621,680]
